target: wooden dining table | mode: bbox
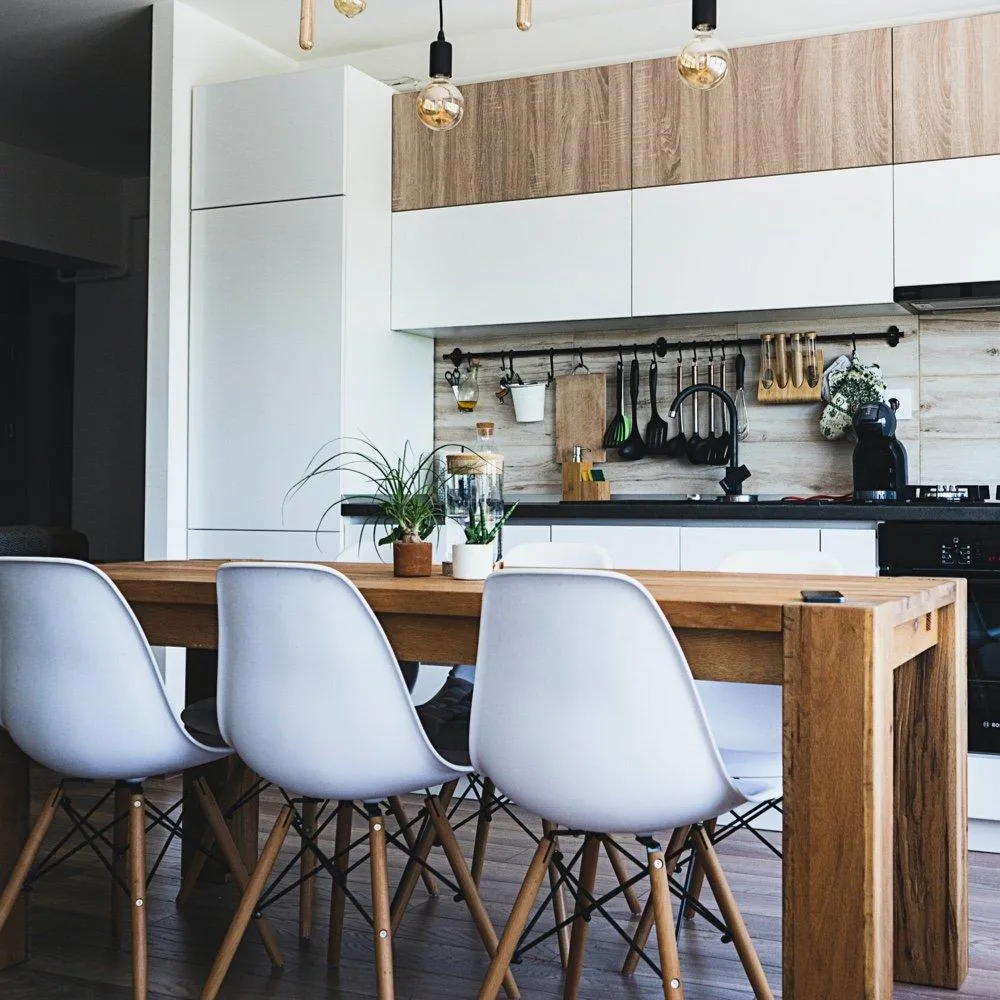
[0,560,968,998]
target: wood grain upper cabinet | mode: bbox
[632,29,891,187]
[894,13,1000,163]
[392,64,631,211]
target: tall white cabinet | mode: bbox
[188,67,433,557]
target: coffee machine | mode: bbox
[852,400,908,501]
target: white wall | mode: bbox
[145,0,295,564]
[0,142,124,266]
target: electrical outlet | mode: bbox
[885,385,913,420]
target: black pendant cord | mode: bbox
[441,326,904,372]
[438,0,445,39]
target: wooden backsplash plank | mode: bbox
[433,314,998,497]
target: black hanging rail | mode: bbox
[441,325,904,369]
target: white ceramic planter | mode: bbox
[452,543,495,580]
[511,382,547,422]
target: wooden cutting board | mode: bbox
[555,373,607,463]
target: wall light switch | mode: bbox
[885,385,913,420]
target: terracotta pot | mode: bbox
[393,541,433,578]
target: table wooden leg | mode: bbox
[893,594,968,988]
[182,650,259,883]
[0,730,29,971]
[782,604,894,999]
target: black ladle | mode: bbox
[645,357,670,456]
[687,354,713,464]
[665,355,687,458]
[618,356,646,460]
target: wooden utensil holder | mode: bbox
[758,348,824,403]
[562,462,611,502]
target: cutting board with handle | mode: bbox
[555,373,607,463]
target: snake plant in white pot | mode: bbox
[452,501,518,581]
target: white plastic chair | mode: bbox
[0,558,258,1000]
[202,561,518,1000]
[501,540,614,569]
[471,568,775,1000]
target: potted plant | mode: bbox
[288,438,449,578]
[452,501,518,581]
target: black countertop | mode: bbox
[342,494,1000,524]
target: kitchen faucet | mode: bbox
[668,384,753,500]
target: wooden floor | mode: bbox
[2,771,1000,999]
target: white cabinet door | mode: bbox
[392,192,632,332]
[189,198,344,533]
[680,527,821,571]
[187,530,341,560]
[633,167,894,317]
[550,525,681,570]
[500,524,552,556]
[192,69,346,209]
[820,528,878,576]
[894,156,1000,287]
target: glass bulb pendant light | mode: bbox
[417,0,465,131]
[516,0,532,31]
[677,0,731,91]
[333,0,367,16]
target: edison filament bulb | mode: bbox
[417,76,465,131]
[677,28,731,90]
[333,0,366,16]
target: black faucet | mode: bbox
[668,383,752,499]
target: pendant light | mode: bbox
[333,0,367,16]
[677,0,731,91]
[417,0,465,131]
[516,0,532,31]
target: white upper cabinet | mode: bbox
[391,191,632,332]
[192,68,347,209]
[633,166,895,318]
[894,156,1000,286]
[189,198,344,532]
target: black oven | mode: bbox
[879,521,1000,754]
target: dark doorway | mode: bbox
[0,261,76,527]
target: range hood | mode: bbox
[895,281,1000,314]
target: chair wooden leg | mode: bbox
[111,784,130,938]
[478,836,556,1000]
[622,826,689,975]
[390,779,457,932]
[564,833,601,1000]
[683,817,716,919]
[128,786,148,1000]
[328,800,353,967]
[201,806,294,1000]
[471,777,495,888]
[604,837,642,916]
[0,786,61,933]
[542,820,571,970]
[299,799,318,941]
[192,776,284,968]
[388,795,437,896]
[426,795,519,1000]
[647,845,684,999]
[691,826,773,1000]
[369,808,395,1000]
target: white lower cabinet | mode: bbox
[550,525,681,570]
[679,527,822,571]
[500,524,552,555]
[819,528,878,576]
[187,530,341,560]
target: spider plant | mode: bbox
[286,437,456,549]
[460,500,519,546]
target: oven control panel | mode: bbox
[880,521,1000,574]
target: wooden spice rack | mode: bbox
[758,348,824,404]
